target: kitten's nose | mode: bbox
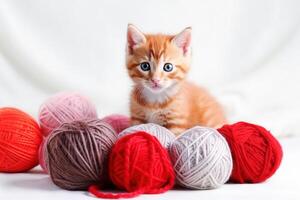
[150,78,160,84]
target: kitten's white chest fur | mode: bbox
[141,85,180,126]
[134,83,182,126]
[141,83,180,104]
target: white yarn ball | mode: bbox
[118,123,175,148]
[169,126,232,189]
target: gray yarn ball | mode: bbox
[169,126,232,189]
[118,123,175,148]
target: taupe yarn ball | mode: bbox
[169,126,233,190]
[44,119,117,190]
[118,123,176,148]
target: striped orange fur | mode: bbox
[126,24,227,136]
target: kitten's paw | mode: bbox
[130,118,145,126]
[168,127,186,136]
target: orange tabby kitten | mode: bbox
[126,24,226,136]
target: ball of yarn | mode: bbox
[0,107,42,172]
[44,119,117,190]
[102,114,130,134]
[38,92,97,136]
[169,126,232,189]
[218,122,283,183]
[38,138,48,173]
[119,123,175,148]
[89,132,175,199]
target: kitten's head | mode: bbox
[126,24,192,94]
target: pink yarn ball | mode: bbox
[102,114,130,134]
[38,92,97,136]
[38,138,48,173]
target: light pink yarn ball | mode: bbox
[38,138,48,173]
[102,114,130,134]
[38,92,97,136]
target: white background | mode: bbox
[0,1,300,199]
[1,0,300,137]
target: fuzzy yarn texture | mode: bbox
[218,121,283,183]
[38,92,97,136]
[102,114,130,134]
[0,107,42,172]
[169,126,232,189]
[118,123,176,149]
[38,138,47,173]
[44,119,117,190]
[89,132,175,199]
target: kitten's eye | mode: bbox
[140,62,151,71]
[163,63,173,72]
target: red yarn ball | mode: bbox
[218,122,283,183]
[89,132,175,199]
[0,107,42,172]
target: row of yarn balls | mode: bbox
[0,92,283,199]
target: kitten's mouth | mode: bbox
[150,84,161,90]
[145,83,164,92]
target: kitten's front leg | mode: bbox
[168,127,186,136]
[130,117,145,126]
[130,99,147,126]
[165,114,188,136]
[130,110,146,126]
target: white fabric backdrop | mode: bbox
[0,0,300,137]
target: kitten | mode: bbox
[126,24,227,136]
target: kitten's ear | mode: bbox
[172,27,192,55]
[127,24,146,54]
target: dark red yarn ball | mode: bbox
[218,122,283,183]
[89,131,175,199]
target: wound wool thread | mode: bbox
[118,123,176,148]
[44,119,117,190]
[169,126,232,189]
[0,107,42,172]
[38,92,97,136]
[38,138,47,173]
[218,122,283,183]
[102,114,130,134]
[89,132,175,199]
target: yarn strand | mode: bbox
[89,185,144,199]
